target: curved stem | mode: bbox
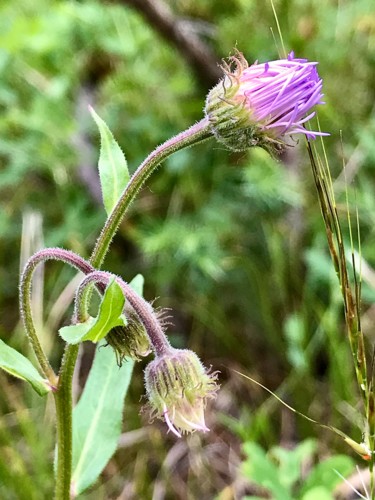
[74,271,171,356]
[19,248,96,500]
[19,248,94,383]
[90,117,212,269]
[21,119,212,499]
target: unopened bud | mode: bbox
[106,310,151,364]
[144,348,219,437]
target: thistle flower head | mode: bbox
[144,348,219,437]
[205,51,327,154]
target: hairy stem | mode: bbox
[22,119,212,498]
[54,344,79,500]
[19,248,95,499]
[19,248,94,384]
[90,117,212,269]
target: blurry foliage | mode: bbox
[241,439,355,499]
[1,0,375,497]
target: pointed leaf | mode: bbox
[0,340,51,396]
[128,274,144,296]
[71,340,134,495]
[58,317,96,344]
[59,278,126,344]
[90,107,130,215]
[71,275,143,495]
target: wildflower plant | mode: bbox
[0,50,338,498]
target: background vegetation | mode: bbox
[1,0,375,498]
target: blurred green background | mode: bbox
[1,0,375,498]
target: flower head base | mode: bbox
[205,51,327,154]
[106,310,151,364]
[144,348,219,438]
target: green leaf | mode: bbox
[90,106,130,215]
[70,275,143,495]
[127,273,144,296]
[270,439,316,490]
[0,340,51,396]
[59,278,126,344]
[301,486,333,500]
[242,442,294,500]
[58,317,96,344]
[301,455,355,495]
[71,340,134,495]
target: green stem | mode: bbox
[20,265,56,384]
[90,117,212,269]
[19,248,95,499]
[51,118,212,498]
[54,344,79,500]
[20,249,90,385]
[19,250,94,383]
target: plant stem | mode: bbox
[19,248,95,499]
[53,344,79,500]
[89,117,212,269]
[20,249,94,385]
[43,119,211,498]
[20,261,56,384]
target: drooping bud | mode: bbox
[205,51,327,155]
[144,348,219,437]
[106,309,152,364]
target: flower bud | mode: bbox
[144,349,219,437]
[106,309,152,364]
[205,51,327,154]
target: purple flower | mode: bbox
[205,51,328,153]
